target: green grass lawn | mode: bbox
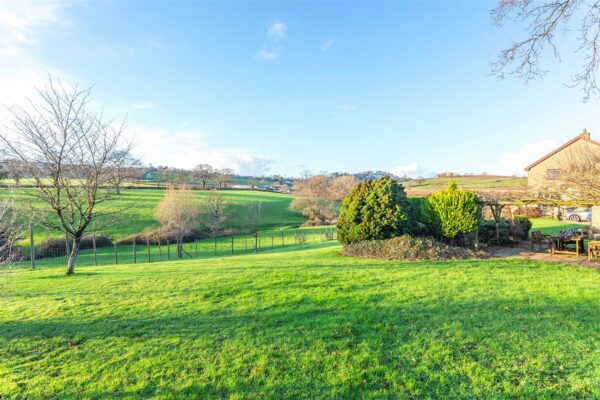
[531,218,590,236]
[404,175,527,192]
[2,244,600,399]
[0,189,304,244]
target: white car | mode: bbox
[564,208,592,222]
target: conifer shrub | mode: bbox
[336,176,412,245]
[424,182,480,242]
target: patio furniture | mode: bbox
[530,231,550,251]
[589,241,600,261]
[550,229,590,258]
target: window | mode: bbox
[547,169,561,180]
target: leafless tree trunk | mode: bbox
[243,201,262,249]
[0,200,22,264]
[194,164,214,190]
[0,76,134,275]
[201,190,228,240]
[493,0,600,101]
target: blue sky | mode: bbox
[1,1,599,177]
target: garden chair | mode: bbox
[530,231,550,251]
[588,241,600,262]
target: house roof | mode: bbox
[524,130,600,172]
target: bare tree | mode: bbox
[329,175,357,201]
[201,190,228,251]
[493,1,600,100]
[0,77,134,275]
[155,185,200,259]
[243,201,262,251]
[248,177,259,190]
[194,164,214,189]
[216,168,233,189]
[107,151,140,195]
[0,200,22,264]
[290,175,336,225]
[4,160,24,186]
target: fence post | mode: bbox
[158,238,163,261]
[147,238,151,262]
[213,236,217,256]
[167,240,171,260]
[231,236,234,255]
[29,224,35,270]
[271,234,274,249]
[281,232,284,247]
[133,238,136,264]
[195,240,198,257]
[92,233,97,266]
[114,236,118,265]
[245,237,247,253]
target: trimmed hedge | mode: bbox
[478,219,511,245]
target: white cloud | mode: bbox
[499,139,558,175]
[0,0,67,57]
[127,124,272,175]
[258,45,279,60]
[391,163,432,178]
[335,104,357,113]
[258,20,287,61]
[267,21,287,41]
[320,39,334,51]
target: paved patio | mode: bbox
[490,242,600,269]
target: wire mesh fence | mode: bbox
[14,227,337,269]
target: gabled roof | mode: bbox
[524,130,600,172]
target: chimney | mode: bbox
[581,128,590,139]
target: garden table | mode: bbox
[550,236,585,258]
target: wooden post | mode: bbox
[133,238,136,264]
[255,234,258,252]
[195,240,198,257]
[213,236,217,256]
[92,233,97,266]
[114,236,118,264]
[158,238,163,261]
[231,236,234,254]
[271,234,274,249]
[167,240,171,260]
[281,232,284,247]
[147,238,151,262]
[245,238,247,253]
[29,224,35,270]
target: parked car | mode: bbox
[564,208,592,222]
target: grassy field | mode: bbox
[0,189,303,244]
[404,175,527,193]
[2,243,600,399]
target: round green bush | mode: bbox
[424,182,480,242]
[336,176,412,245]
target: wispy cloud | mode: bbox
[128,124,272,174]
[320,38,334,51]
[391,163,433,179]
[258,45,279,61]
[335,104,357,113]
[258,20,287,61]
[0,0,67,57]
[267,21,287,42]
